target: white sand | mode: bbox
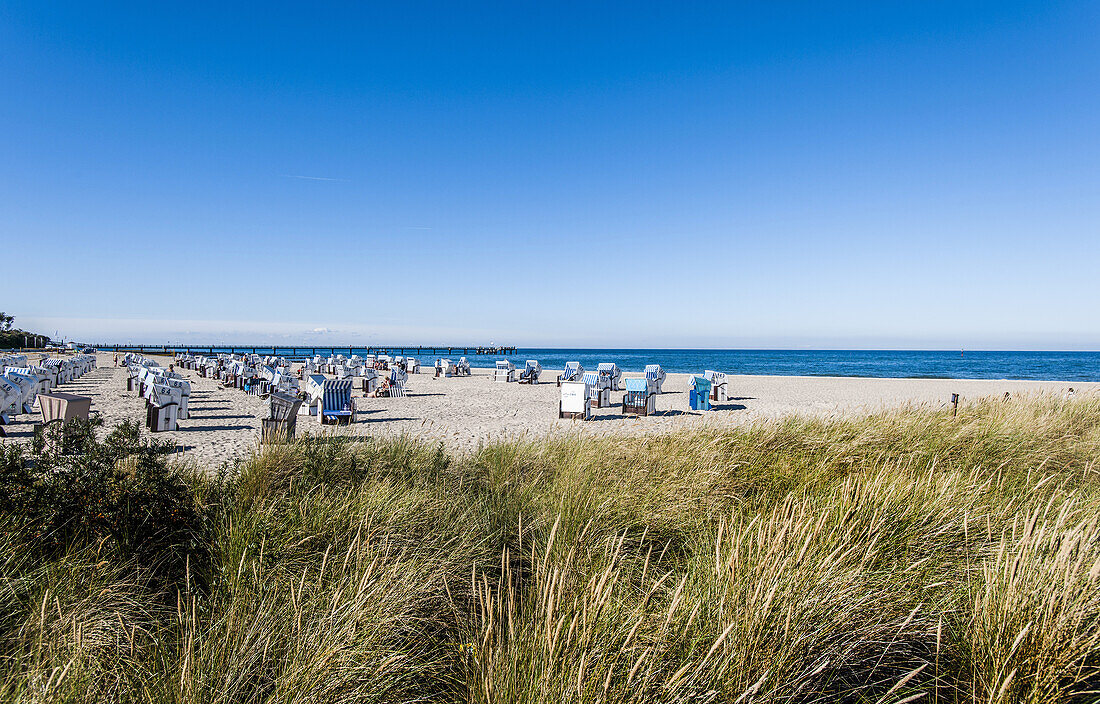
[2,352,1096,467]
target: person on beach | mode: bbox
[114,353,118,367]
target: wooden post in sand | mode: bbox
[951,393,959,418]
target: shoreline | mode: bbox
[1,352,1095,468]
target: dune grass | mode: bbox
[1,393,1099,702]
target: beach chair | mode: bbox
[494,359,516,383]
[518,360,541,384]
[558,380,592,420]
[3,371,37,414]
[262,391,303,442]
[597,363,622,391]
[319,379,356,425]
[455,357,471,376]
[301,374,327,416]
[388,367,408,397]
[0,377,21,429]
[644,364,665,394]
[582,371,610,408]
[161,376,192,419]
[405,357,420,374]
[38,392,92,426]
[437,359,453,377]
[145,383,179,432]
[377,355,392,371]
[360,367,379,394]
[622,378,656,416]
[689,376,712,411]
[557,362,583,386]
[704,370,728,402]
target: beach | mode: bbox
[2,351,1095,467]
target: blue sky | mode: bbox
[2,2,1098,348]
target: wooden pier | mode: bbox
[95,344,518,360]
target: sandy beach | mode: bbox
[3,352,1096,467]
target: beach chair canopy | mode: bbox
[496,359,515,370]
[561,362,582,380]
[691,376,712,393]
[581,371,600,387]
[624,378,649,393]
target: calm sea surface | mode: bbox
[187,348,1100,381]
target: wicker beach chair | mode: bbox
[622,377,655,416]
[319,379,356,425]
[557,361,583,387]
[518,360,541,384]
[644,364,665,394]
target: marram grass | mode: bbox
[2,392,1100,702]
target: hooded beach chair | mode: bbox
[360,366,379,393]
[582,371,610,408]
[518,360,541,384]
[4,366,50,396]
[557,362,583,387]
[388,367,408,397]
[704,370,728,403]
[0,376,21,429]
[558,380,592,420]
[262,391,303,442]
[644,364,665,394]
[145,382,180,432]
[689,376,712,411]
[597,363,622,391]
[405,357,420,374]
[494,359,516,383]
[622,377,656,416]
[161,376,192,419]
[319,379,355,425]
[455,357,471,376]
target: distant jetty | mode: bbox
[95,343,517,360]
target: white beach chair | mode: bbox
[494,359,516,383]
[582,371,610,408]
[558,380,593,420]
[455,357,471,376]
[704,370,728,402]
[301,374,328,416]
[597,363,622,391]
[518,360,541,384]
[557,362,583,386]
[360,366,379,394]
[3,371,38,414]
[4,366,50,396]
[405,357,420,374]
[644,364,665,394]
[622,378,656,416]
[388,367,408,397]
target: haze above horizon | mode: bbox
[2,2,1098,350]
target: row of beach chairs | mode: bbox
[126,353,191,432]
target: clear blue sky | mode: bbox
[2,2,1098,348]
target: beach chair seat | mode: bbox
[262,391,303,442]
[494,359,516,383]
[557,362,583,386]
[456,357,471,376]
[145,383,179,432]
[582,371,610,408]
[622,378,656,416]
[689,376,712,411]
[558,380,593,420]
[319,379,355,425]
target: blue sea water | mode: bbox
[181,347,1100,381]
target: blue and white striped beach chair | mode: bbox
[518,360,541,384]
[557,361,583,386]
[704,370,728,402]
[582,371,610,408]
[597,363,622,391]
[388,367,407,397]
[320,379,356,425]
[644,364,665,394]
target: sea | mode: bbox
[166,348,1100,382]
